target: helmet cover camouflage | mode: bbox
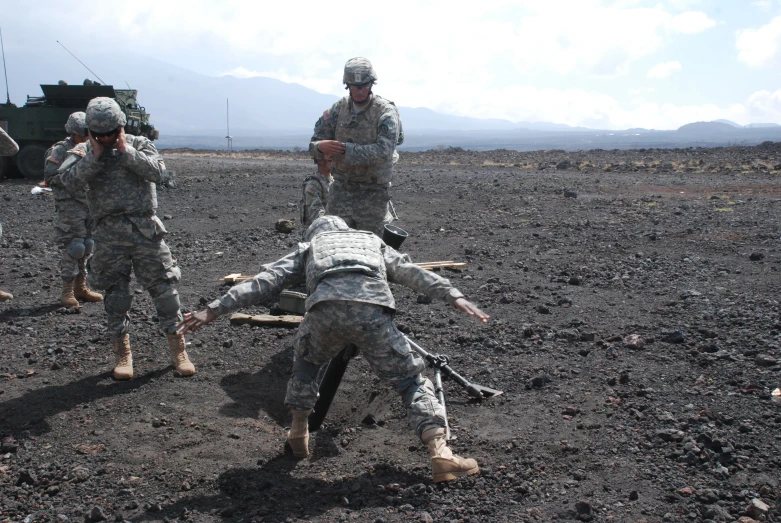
[64,112,87,136]
[85,97,127,133]
[304,215,350,242]
[342,57,377,85]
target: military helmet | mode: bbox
[342,57,377,85]
[304,215,350,242]
[65,112,87,137]
[85,97,127,133]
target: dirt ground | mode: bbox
[1,145,780,523]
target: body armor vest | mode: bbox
[332,95,400,186]
[306,230,386,294]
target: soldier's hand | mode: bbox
[453,298,490,323]
[116,127,127,153]
[317,140,346,156]
[89,133,104,158]
[176,309,217,334]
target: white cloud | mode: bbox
[667,11,717,33]
[647,61,683,78]
[737,16,781,67]
[751,1,772,11]
[220,67,339,94]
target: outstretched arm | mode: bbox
[453,297,490,323]
[175,248,307,334]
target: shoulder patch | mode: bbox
[47,157,61,164]
[305,187,317,195]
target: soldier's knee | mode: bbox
[105,290,133,315]
[152,287,181,316]
[67,238,86,259]
[84,238,95,256]
[292,355,321,382]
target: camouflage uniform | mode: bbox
[0,127,19,301]
[309,94,403,237]
[299,170,331,231]
[45,135,93,281]
[207,222,464,439]
[58,135,182,336]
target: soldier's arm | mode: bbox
[304,180,327,225]
[309,101,340,160]
[0,127,19,156]
[385,246,465,305]
[343,108,399,166]
[44,145,67,187]
[208,251,306,316]
[177,248,307,335]
[58,144,99,193]
[119,136,167,183]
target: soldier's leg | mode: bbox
[133,237,194,376]
[88,235,134,379]
[355,305,478,482]
[352,187,392,237]
[283,302,354,457]
[324,181,357,228]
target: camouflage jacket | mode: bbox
[0,127,19,157]
[58,135,168,236]
[207,241,464,317]
[44,137,87,203]
[309,94,403,187]
[300,170,331,230]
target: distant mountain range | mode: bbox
[4,49,781,151]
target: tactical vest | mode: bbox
[305,230,386,294]
[332,95,401,186]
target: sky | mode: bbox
[3,0,781,130]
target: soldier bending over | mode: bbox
[178,216,488,482]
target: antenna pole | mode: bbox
[56,40,107,85]
[226,98,233,152]
[0,27,10,104]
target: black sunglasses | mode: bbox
[90,128,120,138]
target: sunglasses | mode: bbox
[90,128,120,138]
[349,82,372,90]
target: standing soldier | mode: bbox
[58,97,195,380]
[178,216,487,483]
[299,156,332,233]
[44,112,103,307]
[0,127,19,302]
[309,57,403,237]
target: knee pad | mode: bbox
[154,288,181,316]
[67,239,86,259]
[84,238,95,256]
[105,292,133,315]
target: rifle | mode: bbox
[308,336,502,433]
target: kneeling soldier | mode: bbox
[178,216,488,482]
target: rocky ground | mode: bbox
[1,143,780,523]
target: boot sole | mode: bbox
[113,372,133,380]
[433,465,479,483]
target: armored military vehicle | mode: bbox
[0,81,159,179]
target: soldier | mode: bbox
[44,112,104,307]
[58,97,195,380]
[299,156,332,232]
[309,57,403,237]
[177,216,488,483]
[0,126,19,302]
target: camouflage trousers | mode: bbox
[52,197,92,281]
[88,216,183,336]
[327,181,393,237]
[285,300,446,439]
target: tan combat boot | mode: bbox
[60,280,79,308]
[422,428,479,483]
[166,333,196,376]
[0,289,12,302]
[112,334,133,380]
[286,409,312,458]
[74,275,103,303]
